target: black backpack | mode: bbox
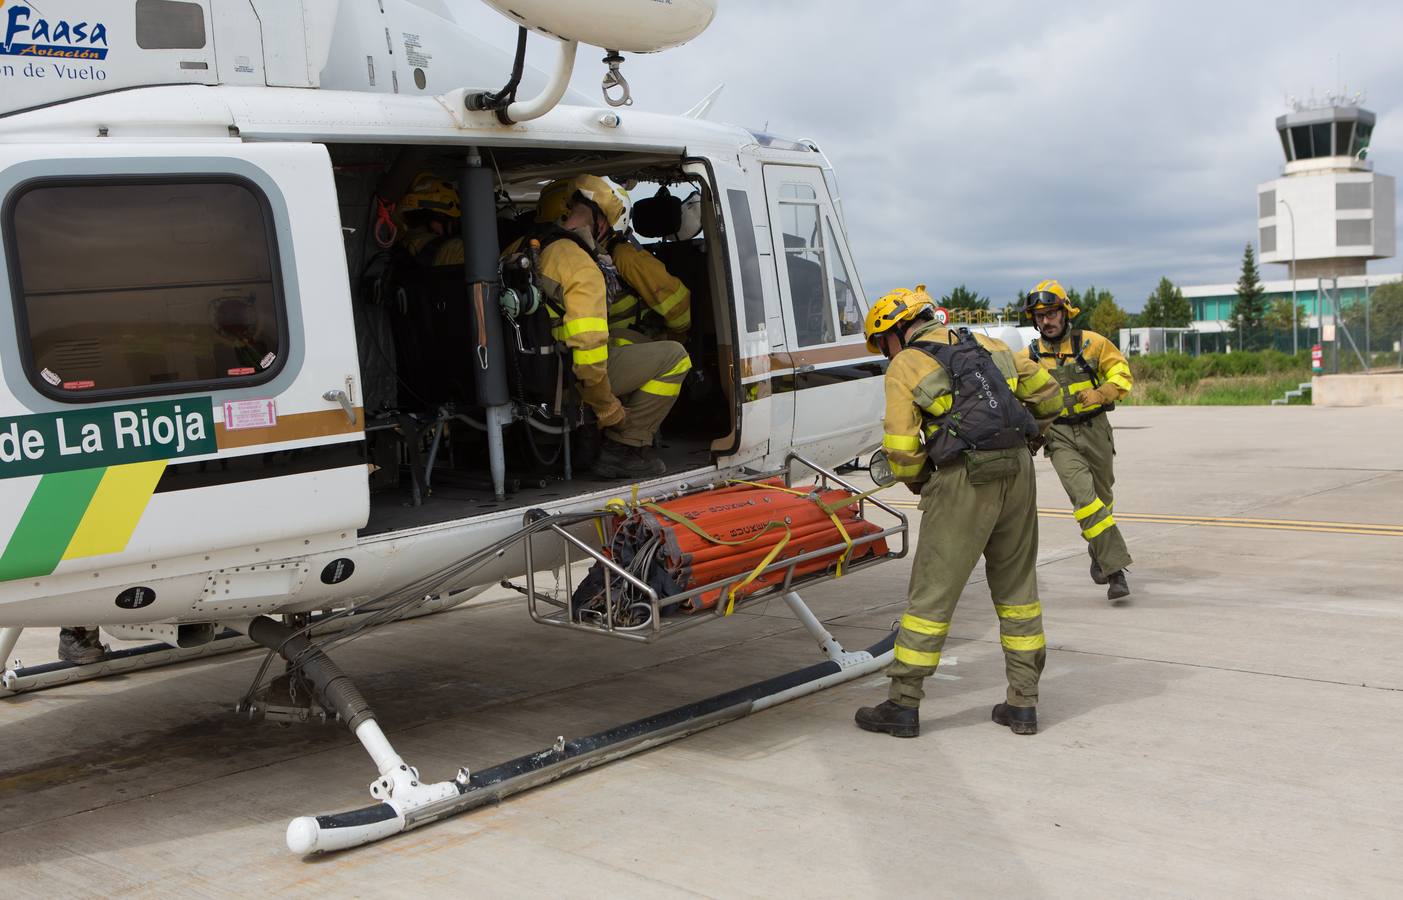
[910,328,1039,466]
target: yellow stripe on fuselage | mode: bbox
[62,460,167,560]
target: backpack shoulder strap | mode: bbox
[1068,328,1101,386]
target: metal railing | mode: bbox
[517,452,908,643]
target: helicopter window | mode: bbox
[779,183,817,201]
[825,217,863,337]
[726,190,766,333]
[778,190,834,347]
[6,178,285,402]
[136,0,208,50]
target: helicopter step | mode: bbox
[244,591,896,856]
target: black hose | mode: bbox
[247,616,376,732]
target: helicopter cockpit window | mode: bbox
[6,178,286,402]
[778,184,834,346]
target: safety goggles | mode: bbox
[1025,290,1067,310]
[1025,290,1067,311]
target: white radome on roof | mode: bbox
[479,0,717,52]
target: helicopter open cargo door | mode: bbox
[0,143,366,626]
[761,164,883,464]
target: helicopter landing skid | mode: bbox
[259,591,895,856]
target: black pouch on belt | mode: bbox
[963,448,1020,484]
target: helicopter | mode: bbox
[0,0,985,854]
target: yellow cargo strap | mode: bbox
[639,500,792,615]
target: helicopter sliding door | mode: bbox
[760,164,883,465]
[0,143,365,624]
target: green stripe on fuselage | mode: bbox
[0,468,106,582]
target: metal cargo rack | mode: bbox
[515,452,908,643]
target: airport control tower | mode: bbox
[1256,99,1395,279]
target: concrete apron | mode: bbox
[1,405,1402,898]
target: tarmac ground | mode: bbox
[1,405,1401,898]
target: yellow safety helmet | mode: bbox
[864,284,935,353]
[400,172,460,218]
[550,174,631,232]
[535,179,573,223]
[1023,278,1080,317]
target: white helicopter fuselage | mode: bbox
[0,2,887,634]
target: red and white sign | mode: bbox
[1311,344,1323,372]
[932,306,950,326]
[223,399,278,431]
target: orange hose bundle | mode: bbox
[571,479,889,626]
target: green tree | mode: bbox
[1372,283,1403,351]
[1141,277,1192,327]
[1343,281,1403,353]
[1234,243,1268,349]
[940,283,990,310]
[1090,294,1128,340]
[1074,286,1113,330]
[1264,297,1296,334]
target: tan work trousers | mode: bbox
[1045,413,1132,574]
[886,449,1046,709]
[603,339,691,447]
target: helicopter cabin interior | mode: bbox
[327,143,738,535]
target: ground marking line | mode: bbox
[884,501,1403,536]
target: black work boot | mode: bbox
[57,627,108,666]
[991,702,1037,735]
[854,700,920,738]
[591,439,666,479]
[1107,569,1130,602]
[1089,550,1109,585]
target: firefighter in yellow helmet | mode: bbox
[398,173,467,266]
[1014,280,1135,602]
[537,179,692,343]
[503,175,692,479]
[854,286,1063,738]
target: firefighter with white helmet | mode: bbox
[854,285,1062,738]
[1015,279,1135,602]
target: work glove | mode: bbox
[1075,385,1112,408]
[1027,434,1047,455]
[904,478,928,496]
[594,399,627,430]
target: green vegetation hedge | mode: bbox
[1122,351,1311,405]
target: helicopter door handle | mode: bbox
[323,389,357,426]
[795,364,817,374]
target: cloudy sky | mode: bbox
[454,1,1403,311]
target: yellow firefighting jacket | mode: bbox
[1015,329,1133,420]
[502,234,622,427]
[608,242,692,337]
[401,229,464,266]
[881,325,1063,483]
